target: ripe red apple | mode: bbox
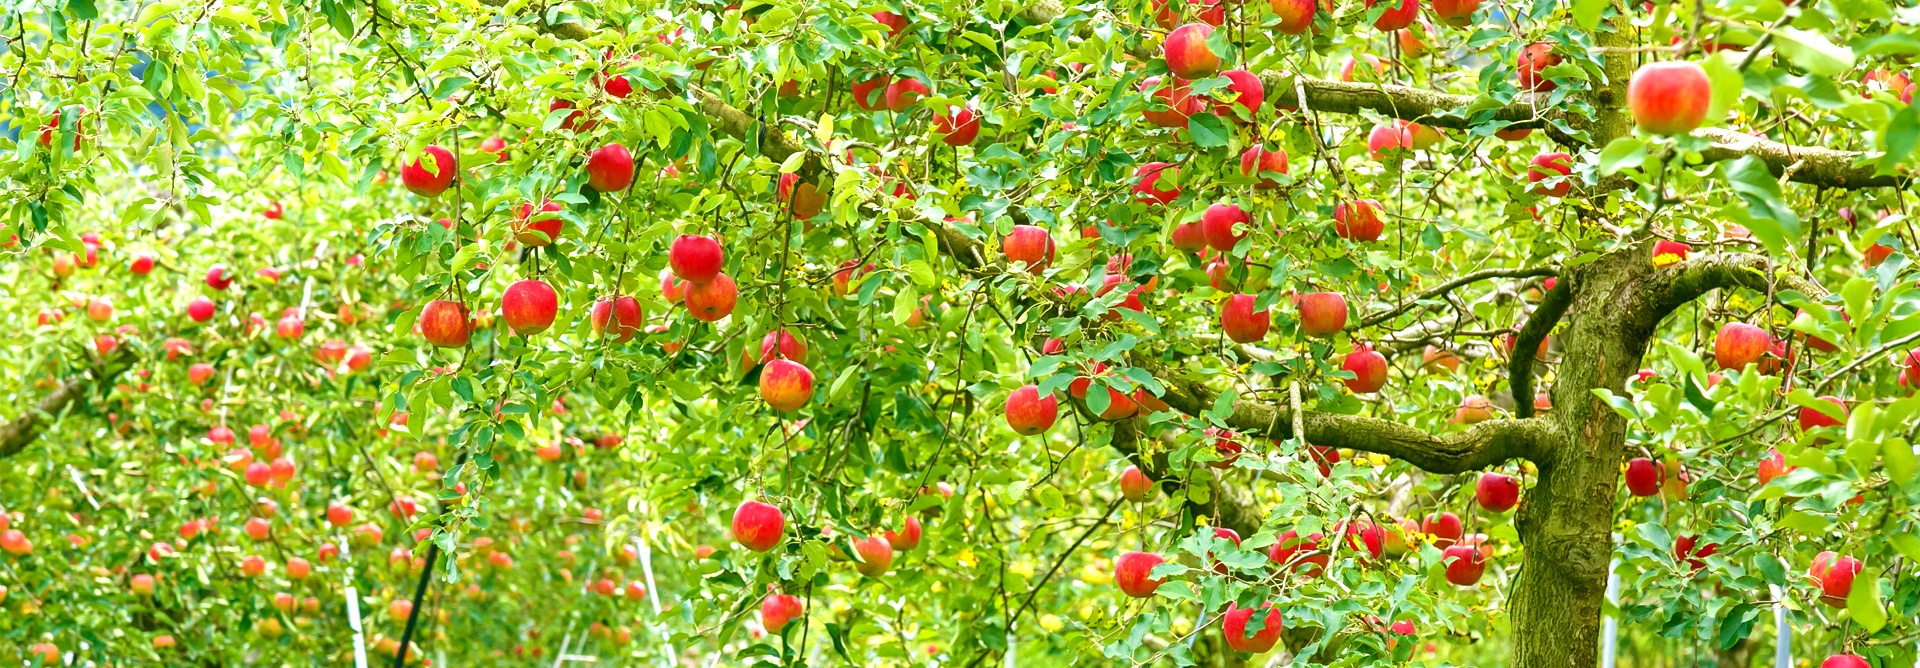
[1163,24,1222,79]
[852,535,894,576]
[1423,346,1462,373]
[1201,203,1250,251]
[1421,512,1463,549]
[871,10,908,40]
[1221,603,1285,653]
[1334,199,1385,241]
[1003,225,1056,271]
[1797,395,1848,432]
[591,296,645,343]
[419,300,472,348]
[1214,70,1264,121]
[1113,551,1168,597]
[884,516,923,551]
[1367,0,1417,29]
[778,173,829,219]
[1624,457,1662,496]
[851,76,891,111]
[288,557,311,579]
[1756,448,1791,485]
[1296,291,1348,336]
[549,98,591,131]
[1004,385,1059,435]
[1443,545,1488,585]
[1714,322,1769,370]
[1118,465,1153,501]
[1341,54,1385,82]
[188,363,215,385]
[1516,42,1562,92]
[1239,145,1289,188]
[501,279,559,337]
[0,530,30,555]
[932,106,981,146]
[1341,343,1388,393]
[1863,243,1895,269]
[245,517,272,541]
[1820,656,1869,668]
[1627,61,1711,135]
[761,593,805,633]
[1366,123,1412,161]
[130,252,155,275]
[1340,519,1387,559]
[1171,222,1208,253]
[1477,473,1521,512]
[399,145,457,198]
[1268,529,1330,577]
[669,235,724,284]
[884,78,929,112]
[1206,526,1244,574]
[1811,552,1863,607]
[1651,239,1691,266]
[1432,0,1481,25]
[684,273,738,322]
[1527,152,1574,197]
[1220,293,1270,343]
[87,297,113,322]
[1396,22,1431,57]
[732,500,786,552]
[1270,0,1315,32]
[1133,162,1181,205]
[479,136,509,161]
[759,359,814,411]
[206,265,234,290]
[1399,119,1444,149]
[512,200,566,246]
[1140,75,1204,128]
[585,143,635,192]
[1673,535,1718,572]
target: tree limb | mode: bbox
[1510,278,1573,419]
[1130,355,1553,473]
[1694,127,1906,190]
[1640,252,1827,325]
[1,351,135,458]
[1352,266,1556,331]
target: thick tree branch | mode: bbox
[1640,252,1827,324]
[1694,128,1906,190]
[1,351,135,458]
[1510,279,1573,419]
[1131,355,1552,473]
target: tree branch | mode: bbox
[1131,355,1553,473]
[1510,278,1573,419]
[1640,252,1827,324]
[1,351,136,458]
[1352,266,1556,331]
[1693,127,1906,189]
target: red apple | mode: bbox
[1220,293,1270,343]
[1628,61,1711,136]
[1296,291,1348,336]
[1163,24,1222,79]
[883,516,922,551]
[852,535,894,576]
[590,296,645,343]
[326,504,352,526]
[1239,145,1289,188]
[1171,222,1209,253]
[1477,473,1520,512]
[1651,239,1691,266]
[670,235,725,284]
[1797,395,1848,432]
[1812,552,1863,607]
[399,145,457,198]
[585,143,636,193]
[684,273,738,322]
[883,78,929,112]
[1113,551,1168,597]
[871,10,907,40]
[1820,656,1869,668]
[1341,54,1385,82]
[1334,199,1385,241]
[501,279,560,337]
[1221,603,1285,653]
[1527,152,1574,196]
[1624,457,1662,496]
[1118,465,1153,501]
[206,265,234,290]
[1714,322,1769,370]
[1516,42,1561,92]
[1442,545,1487,585]
[1004,385,1059,435]
[759,358,814,411]
[130,252,155,275]
[1421,512,1463,549]
[418,300,471,348]
[851,76,891,111]
[512,200,566,246]
[1399,119,1443,149]
[1366,123,1412,161]
[1141,76,1204,128]
[1003,225,1056,271]
[932,106,981,146]
[1270,0,1316,33]
[1341,343,1388,393]
[479,136,508,161]
[1454,394,1493,424]
[1214,70,1264,120]
[1133,162,1182,204]
[1201,203,1250,252]
[732,500,786,552]
[1269,529,1329,577]
[1673,535,1718,572]
[761,593,805,633]
[1367,0,1417,29]
[1432,0,1481,25]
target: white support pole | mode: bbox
[636,532,676,667]
[342,541,367,668]
[1769,584,1790,668]
[1004,622,1015,668]
[1600,558,1619,668]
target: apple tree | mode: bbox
[0,0,1917,665]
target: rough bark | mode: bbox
[0,351,135,458]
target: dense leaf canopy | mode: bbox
[1,0,1917,665]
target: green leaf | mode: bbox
[1883,437,1914,485]
[1772,28,1856,77]
[1186,114,1229,148]
[1571,0,1608,30]
[1890,533,1920,562]
[891,286,920,325]
[1597,137,1646,176]
[1847,566,1886,632]
[1208,388,1237,422]
[1881,105,1918,172]
[1701,54,1744,128]
[1720,157,1799,256]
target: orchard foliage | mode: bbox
[0,0,1918,665]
